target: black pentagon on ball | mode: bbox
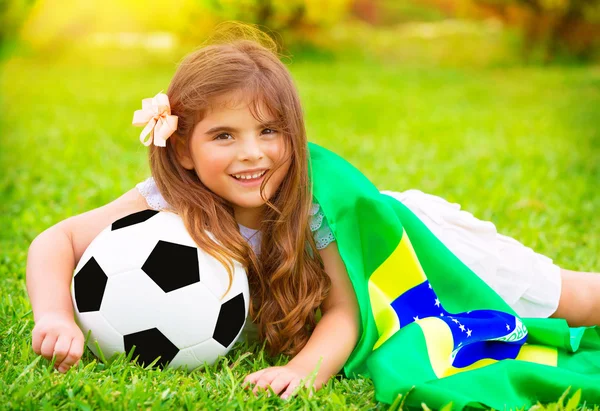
[124,327,179,369]
[74,257,108,313]
[111,209,159,231]
[213,293,246,348]
[142,240,200,292]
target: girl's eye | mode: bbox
[214,133,232,141]
[261,128,277,135]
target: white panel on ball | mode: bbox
[100,268,166,335]
[222,264,250,308]
[194,249,232,300]
[181,338,230,369]
[75,311,125,359]
[75,224,161,278]
[166,347,202,371]
[155,282,221,349]
[143,212,199,248]
[199,254,248,304]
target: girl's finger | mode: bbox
[252,370,283,395]
[267,373,293,396]
[31,328,46,355]
[280,377,302,400]
[244,366,281,385]
[40,334,58,360]
[243,368,267,385]
[53,335,72,367]
[57,338,83,372]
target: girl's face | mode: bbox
[177,91,291,225]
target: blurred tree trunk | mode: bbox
[472,0,600,62]
[351,0,380,24]
[256,0,272,26]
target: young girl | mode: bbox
[26,24,600,400]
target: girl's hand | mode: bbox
[31,311,85,373]
[243,365,316,399]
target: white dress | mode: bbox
[136,178,562,323]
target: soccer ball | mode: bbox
[70,209,249,371]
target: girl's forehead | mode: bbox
[209,89,249,109]
[205,90,277,122]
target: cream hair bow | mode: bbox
[132,92,178,147]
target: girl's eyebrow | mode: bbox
[203,123,278,135]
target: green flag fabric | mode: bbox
[308,142,600,409]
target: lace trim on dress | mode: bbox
[309,210,324,231]
[310,203,320,216]
[309,202,336,250]
[135,177,171,211]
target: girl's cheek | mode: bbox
[267,138,287,160]
[200,150,229,170]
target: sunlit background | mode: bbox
[3,0,600,64]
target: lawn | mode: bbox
[1,50,599,409]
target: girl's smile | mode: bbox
[230,168,268,186]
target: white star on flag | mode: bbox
[466,329,472,337]
[506,324,511,331]
[413,316,419,321]
[440,313,444,316]
[434,298,440,307]
[459,324,466,332]
[452,318,459,324]
[428,283,432,289]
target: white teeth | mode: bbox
[232,170,266,180]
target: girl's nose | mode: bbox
[239,138,264,161]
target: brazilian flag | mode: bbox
[309,143,600,409]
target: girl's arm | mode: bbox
[26,187,148,372]
[286,241,360,384]
[244,241,360,398]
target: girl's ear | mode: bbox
[172,134,195,170]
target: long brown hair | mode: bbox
[148,22,331,357]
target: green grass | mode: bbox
[1,50,599,409]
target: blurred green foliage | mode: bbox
[14,0,353,58]
[0,0,36,57]
[200,0,351,30]
[197,0,353,52]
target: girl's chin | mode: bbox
[229,196,270,210]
